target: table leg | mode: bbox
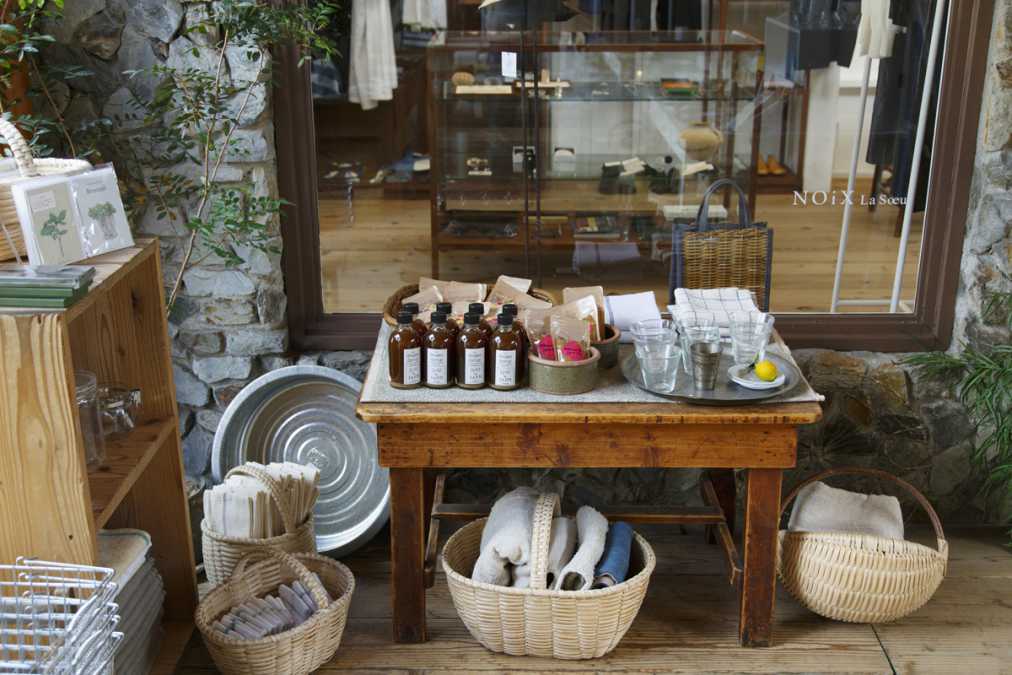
[739,468,782,647]
[390,468,427,643]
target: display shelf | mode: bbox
[438,82,759,102]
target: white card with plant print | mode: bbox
[11,176,87,265]
[70,166,134,257]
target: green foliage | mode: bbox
[39,208,68,256]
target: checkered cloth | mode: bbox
[668,287,765,333]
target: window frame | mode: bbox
[276,0,995,352]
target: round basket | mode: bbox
[0,117,92,261]
[777,467,948,624]
[442,493,656,659]
[382,284,556,326]
[195,549,354,675]
[202,464,317,587]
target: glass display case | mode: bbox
[426,30,764,287]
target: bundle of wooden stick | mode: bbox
[211,576,330,640]
[203,462,320,539]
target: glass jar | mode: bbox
[98,385,142,439]
[75,370,106,468]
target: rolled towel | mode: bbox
[514,516,578,589]
[553,506,609,591]
[788,481,904,540]
[591,521,634,589]
[472,487,540,586]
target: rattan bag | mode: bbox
[777,467,947,624]
[195,549,354,675]
[0,117,91,261]
[442,493,656,659]
[202,464,316,586]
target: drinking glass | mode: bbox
[676,316,720,372]
[631,319,680,392]
[728,313,775,366]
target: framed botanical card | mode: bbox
[69,166,134,257]
[10,176,87,265]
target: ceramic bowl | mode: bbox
[528,347,601,395]
[592,324,622,369]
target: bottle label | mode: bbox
[464,347,485,385]
[403,347,421,385]
[426,348,448,386]
[494,350,517,387]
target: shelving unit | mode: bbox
[0,238,197,668]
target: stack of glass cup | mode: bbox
[676,316,723,389]
[631,319,680,392]
[728,313,776,366]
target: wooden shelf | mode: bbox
[89,417,175,528]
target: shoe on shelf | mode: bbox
[767,155,788,176]
[757,155,769,176]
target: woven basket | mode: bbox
[195,549,354,675]
[0,117,91,261]
[202,464,317,587]
[442,493,656,659]
[777,467,948,624]
[382,283,556,326]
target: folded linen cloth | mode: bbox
[512,516,577,589]
[669,287,763,335]
[472,487,540,586]
[553,506,609,591]
[788,481,904,540]
[604,292,662,343]
[591,521,634,589]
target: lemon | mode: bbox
[754,360,778,382]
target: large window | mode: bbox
[276,0,993,351]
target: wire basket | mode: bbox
[0,558,123,675]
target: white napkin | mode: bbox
[669,287,763,334]
[552,506,608,591]
[604,291,661,342]
[472,487,540,586]
[788,481,904,540]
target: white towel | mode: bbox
[348,0,398,111]
[472,487,539,586]
[512,516,577,589]
[403,0,447,29]
[604,291,661,342]
[669,287,763,334]
[788,481,904,540]
[553,506,608,591]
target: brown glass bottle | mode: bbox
[436,302,459,337]
[401,301,428,341]
[501,303,526,380]
[423,312,454,388]
[389,311,422,389]
[456,312,487,389]
[468,302,493,340]
[490,313,521,390]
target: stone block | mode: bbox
[225,41,265,83]
[212,380,248,409]
[803,350,867,393]
[184,4,219,46]
[196,409,223,433]
[225,326,288,356]
[297,353,321,366]
[920,399,974,449]
[184,298,257,328]
[128,0,184,43]
[116,26,162,99]
[178,407,194,437]
[177,330,223,356]
[930,442,974,496]
[225,125,275,163]
[866,361,911,415]
[234,239,282,276]
[321,351,372,382]
[167,35,220,78]
[103,86,146,129]
[173,363,210,406]
[260,354,294,371]
[183,268,255,298]
[182,427,213,477]
[74,9,123,61]
[193,355,253,383]
[228,83,268,127]
[256,287,287,326]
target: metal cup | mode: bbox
[690,341,723,389]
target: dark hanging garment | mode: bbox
[656,0,703,31]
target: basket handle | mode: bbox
[780,466,947,552]
[0,117,39,178]
[528,492,561,591]
[231,548,331,610]
[224,464,300,535]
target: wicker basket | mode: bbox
[382,283,556,326]
[777,467,948,624]
[442,493,656,659]
[195,549,354,675]
[0,117,92,261]
[202,464,317,587]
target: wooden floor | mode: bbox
[176,526,1011,674]
[319,182,923,315]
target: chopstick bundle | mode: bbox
[204,462,320,539]
[211,576,331,640]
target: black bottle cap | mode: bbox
[401,302,420,314]
[468,302,485,315]
[502,303,519,316]
[430,312,447,324]
[497,313,514,326]
[463,312,481,326]
[397,311,414,325]
[435,302,453,314]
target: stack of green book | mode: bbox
[0,264,97,309]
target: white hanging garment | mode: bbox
[404,0,447,29]
[855,0,898,58]
[349,0,398,110]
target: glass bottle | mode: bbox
[436,301,459,336]
[468,302,493,340]
[424,312,454,389]
[456,312,487,389]
[401,301,428,341]
[389,311,422,389]
[490,313,521,391]
[501,303,526,380]
[76,370,106,468]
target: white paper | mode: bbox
[426,348,449,386]
[70,166,135,257]
[11,176,87,265]
[464,347,485,385]
[403,347,421,385]
[501,51,517,79]
[494,350,516,387]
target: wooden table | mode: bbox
[356,399,821,648]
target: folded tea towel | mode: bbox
[512,516,577,589]
[591,521,634,589]
[348,0,398,110]
[668,287,763,334]
[472,487,540,586]
[553,506,609,591]
[788,481,904,540]
[604,291,662,342]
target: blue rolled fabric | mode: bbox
[591,521,634,589]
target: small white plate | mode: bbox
[728,364,785,390]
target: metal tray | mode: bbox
[621,351,802,405]
[212,366,389,556]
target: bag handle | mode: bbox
[696,178,751,231]
[231,549,331,611]
[225,464,301,535]
[780,466,947,554]
[0,117,39,178]
[528,492,561,591]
